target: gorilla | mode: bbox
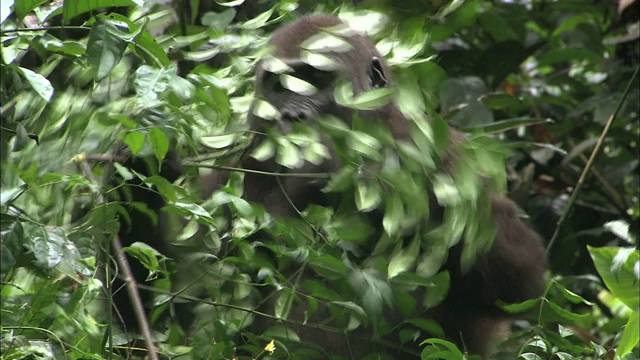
[111,14,546,360]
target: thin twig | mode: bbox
[546,65,639,256]
[81,154,331,179]
[76,159,159,360]
[0,26,90,34]
[184,161,332,178]
[566,137,629,213]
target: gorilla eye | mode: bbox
[369,57,388,88]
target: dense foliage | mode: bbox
[1,0,638,359]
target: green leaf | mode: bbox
[519,352,545,360]
[388,233,420,278]
[301,279,341,301]
[308,255,349,280]
[113,162,134,181]
[355,180,382,212]
[132,30,170,67]
[347,131,382,159]
[547,301,588,321]
[62,0,138,22]
[261,56,294,74]
[419,338,463,357]
[322,166,355,193]
[616,313,639,358]
[416,245,448,279]
[334,83,395,111]
[554,352,577,360]
[423,271,450,308]
[301,32,353,53]
[201,8,236,31]
[11,124,30,151]
[432,174,461,206]
[145,176,177,202]
[122,241,161,274]
[604,220,635,244]
[276,137,304,169]
[349,268,393,317]
[326,214,374,243]
[408,318,445,337]
[554,282,593,305]
[86,19,128,81]
[29,230,63,269]
[251,99,280,120]
[121,131,145,156]
[240,8,273,30]
[17,67,53,101]
[589,246,639,310]
[383,194,404,236]
[41,38,86,57]
[551,13,594,37]
[391,272,433,287]
[216,0,245,6]
[274,288,295,320]
[148,128,169,165]
[134,65,193,103]
[279,74,317,96]
[330,301,368,322]
[251,139,276,161]
[415,61,448,104]
[171,202,214,224]
[262,324,301,343]
[105,13,170,67]
[201,134,239,149]
[13,0,45,20]
[500,298,540,313]
[537,48,601,67]
[300,51,341,71]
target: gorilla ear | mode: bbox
[368,56,388,88]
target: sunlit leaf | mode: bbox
[121,131,145,156]
[16,67,53,101]
[355,180,382,212]
[148,128,169,164]
[382,194,403,236]
[279,74,317,96]
[301,32,353,53]
[334,82,395,111]
[252,99,280,120]
[63,0,138,22]
[589,246,639,310]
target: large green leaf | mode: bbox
[86,19,128,81]
[588,246,639,311]
[62,0,139,22]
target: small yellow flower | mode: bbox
[70,153,86,162]
[264,339,276,354]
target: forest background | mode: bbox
[1,0,638,359]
